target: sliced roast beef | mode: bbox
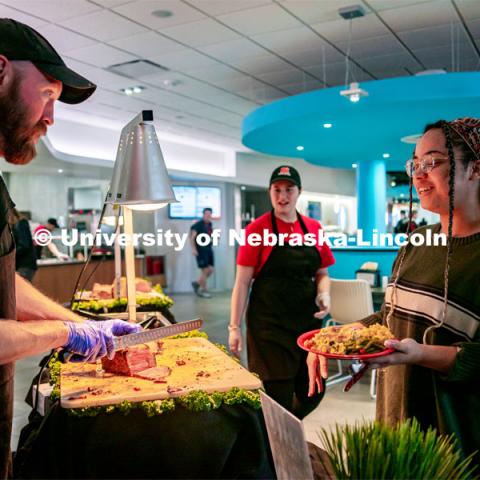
[92,282,114,299]
[101,345,155,376]
[133,365,171,381]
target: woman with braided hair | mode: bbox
[307,117,480,462]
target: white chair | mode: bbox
[325,279,377,398]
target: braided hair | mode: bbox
[422,122,455,344]
[385,120,475,344]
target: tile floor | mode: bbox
[12,291,375,451]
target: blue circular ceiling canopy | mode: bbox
[242,72,480,170]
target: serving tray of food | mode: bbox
[297,324,395,360]
[72,277,175,324]
[61,337,262,408]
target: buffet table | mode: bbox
[14,403,274,479]
[14,337,275,479]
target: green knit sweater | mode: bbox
[362,224,480,462]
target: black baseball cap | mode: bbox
[47,218,59,228]
[269,165,302,188]
[0,18,96,104]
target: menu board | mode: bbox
[169,186,221,219]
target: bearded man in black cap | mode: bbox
[0,19,140,478]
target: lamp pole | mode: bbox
[113,205,122,299]
[123,206,137,322]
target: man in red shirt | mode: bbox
[33,217,69,260]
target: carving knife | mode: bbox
[61,318,203,362]
[113,318,203,351]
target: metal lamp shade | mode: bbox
[107,111,177,206]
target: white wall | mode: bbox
[46,118,236,177]
[7,173,110,225]
[297,192,357,234]
[236,152,356,197]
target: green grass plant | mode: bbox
[319,418,477,479]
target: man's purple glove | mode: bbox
[63,320,141,362]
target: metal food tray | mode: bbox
[76,309,173,329]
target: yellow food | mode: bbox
[305,324,394,354]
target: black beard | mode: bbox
[0,73,45,165]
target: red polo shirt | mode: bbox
[236,212,335,278]
[32,224,48,246]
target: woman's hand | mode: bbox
[307,352,328,396]
[366,338,424,369]
[228,328,243,358]
[314,292,330,319]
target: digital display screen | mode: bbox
[169,186,196,218]
[169,186,221,219]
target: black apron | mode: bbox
[0,238,16,479]
[246,211,322,381]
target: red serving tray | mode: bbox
[297,328,395,360]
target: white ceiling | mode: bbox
[1,0,479,151]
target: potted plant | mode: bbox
[318,418,477,479]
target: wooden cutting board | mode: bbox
[61,337,262,409]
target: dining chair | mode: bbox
[325,278,377,398]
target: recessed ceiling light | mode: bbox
[390,181,397,187]
[383,153,390,158]
[352,163,357,168]
[57,169,63,173]
[162,79,181,87]
[323,123,332,128]
[121,86,145,95]
[240,186,246,191]
[401,134,422,144]
[296,145,304,151]
[152,9,173,18]
[400,193,405,198]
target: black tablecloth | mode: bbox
[14,403,275,479]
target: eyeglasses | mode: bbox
[405,154,448,178]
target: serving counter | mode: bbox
[14,402,273,479]
[32,256,145,303]
[328,247,398,281]
[13,337,274,479]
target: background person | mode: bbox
[409,210,419,232]
[9,209,37,282]
[393,209,407,234]
[33,217,69,260]
[229,165,335,418]
[308,118,480,464]
[190,207,215,298]
[0,18,140,478]
[394,209,418,234]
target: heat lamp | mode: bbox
[106,110,177,322]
